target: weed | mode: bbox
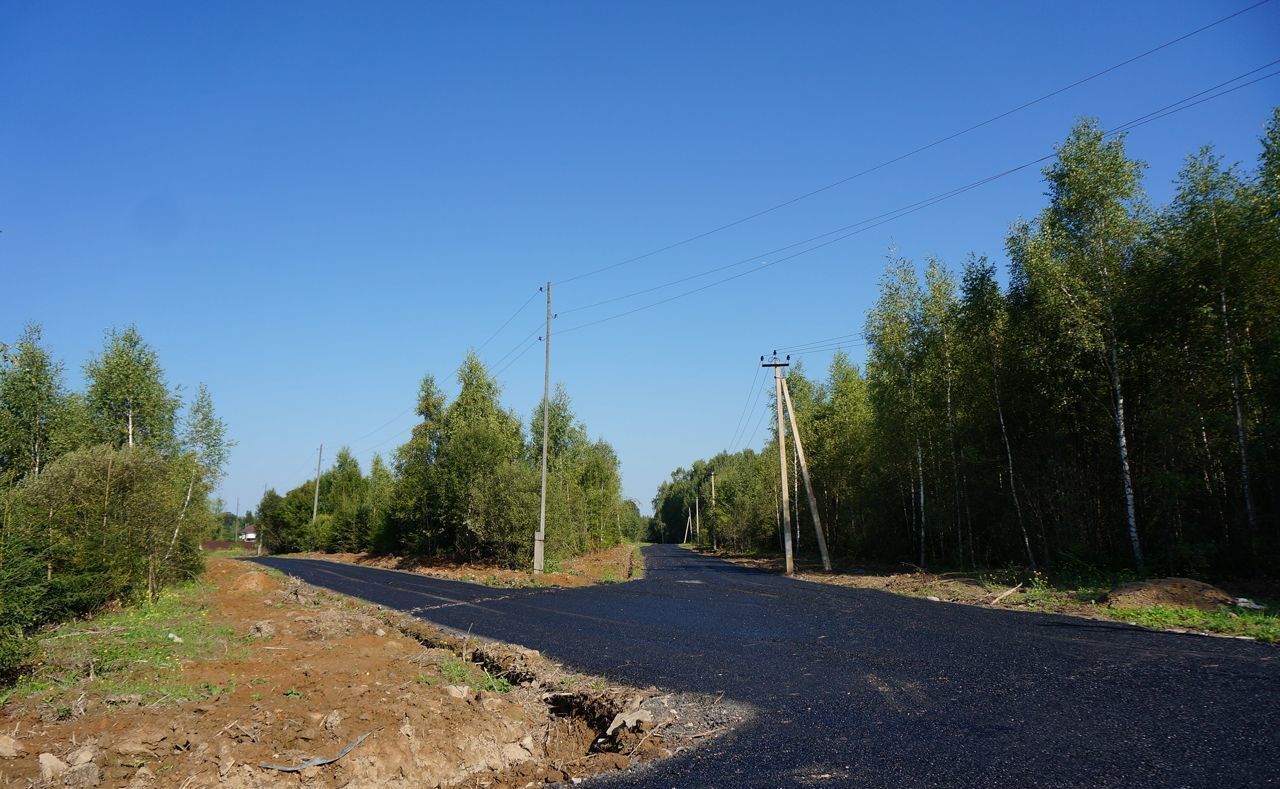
[250,692,262,702]
[248,677,269,686]
[416,673,436,686]
[480,670,512,693]
[440,659,472,686]
[283,688,304,699]
[1104,604,1279,643]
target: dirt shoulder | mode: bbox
[283,543,645,589]
[701,549,1279,644]
[0,555,724,787]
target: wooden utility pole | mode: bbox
[311,444,323,523]
[762,353,794,574]
[781,376,832,571]
[534,282,551,574]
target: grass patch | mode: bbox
[1103,604,1280,643]
[0,579,237,707]
[435,657,512,693]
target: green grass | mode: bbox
[1103,604,1280,643]
[0,579,238,707]
[435,657,512,693]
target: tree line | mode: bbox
[0,325,231,676]
[653,111,1280,578]
[254,352,645,567]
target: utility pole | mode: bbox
[762,353,794,574]
[311,443,323,523]
[710,470,716,550]
[683,508,691,544]
[694,492,700,543]
[793,440,801,549]
[234,496,240,542]
[257,482,266,556]
[781,375,833,571]
[534,282,551,574]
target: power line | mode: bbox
[727,365,764,450]
[777,333,866,353]
[554,62,1280,336]
[477,288,541,352]
[555,0,1272,287]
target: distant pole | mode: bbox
[257,483,265,556]
[710,471,717,550]
[694,492,701,543]
[534,282,551,574]
[781,376,832,572]
[763,353,794,574]
[234,496,240,542]
[312,443,323,523]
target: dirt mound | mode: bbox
[1105,578,1234,612]
[229,570,278,595]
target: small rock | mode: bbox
[926,596,941,602]
[0,734,25,758]
[67,744,98,766]
[127,765,155,786]
[606,709,653,735]
[374,628,387,637]
[321,710,343,734]
[113,740,154,758]
[62,761,101,788]
[167,632,184,644]
[249,620,276,638]
[1235,597,1266,611]
[105,694,143,707]
[445,684,472,700]
[38,752,69,783]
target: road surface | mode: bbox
[255,545,1278,787]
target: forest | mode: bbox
[252,352,645,568]
[653,112,1280,579]
[0,325,231,676]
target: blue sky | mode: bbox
[2,1,1277,514]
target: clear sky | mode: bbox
[2,1,1277,515]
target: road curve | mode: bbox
[254,545,1279,788]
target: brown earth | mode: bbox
[1103,578,1235,612]
[0,557,701,788]
[288,543,643,589]
[704,549,1266,626]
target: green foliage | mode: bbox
[0,325,227,680]
[263,356,631,569]
[655,112,1280,578]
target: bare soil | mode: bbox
[0,557,711,788]
[704,549,1275,639]
[1103,578,1235,612]
[287,544,643,589]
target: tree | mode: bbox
[1008,119,1148,572]
[0,324,73,482]
[84,326,180,450]
[166,384,233,559]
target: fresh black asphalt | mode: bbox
[254,545,1279,787]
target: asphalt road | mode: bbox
[255,545,1279,788]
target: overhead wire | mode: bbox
[727,364,764,450]
[554,61,1280,336]
[554,0,1273,287]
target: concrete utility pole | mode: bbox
[311,444,323,523]
[781,376,833,571]
[762,353,794,574]
[710,471,716,550]
[694,493,700,542]
[534,282,551,574]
